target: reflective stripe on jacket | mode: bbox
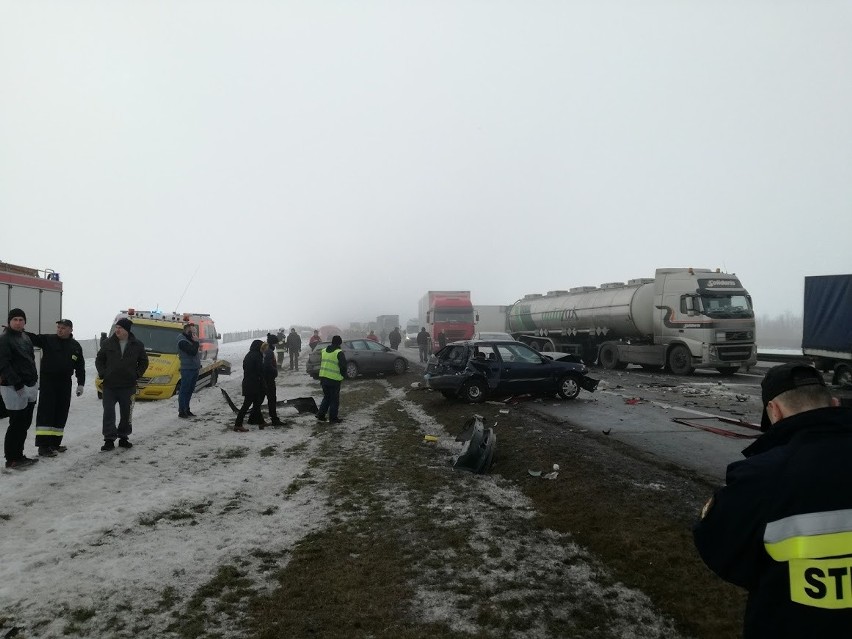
[319,348,344,381]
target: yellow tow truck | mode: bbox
[95,309,230,400]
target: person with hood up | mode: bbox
[316,335,347,424]
[26,318,85,456]
[95,317,148,451]
[0,308,40,468]
[262,334,284,425]
[234,339,266,432]
[177,322,201,419]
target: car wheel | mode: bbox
[393,358,407,375]
[557,375,581,400]
[461,380,487,403]
[345,361,359,379]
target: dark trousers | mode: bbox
[289,350,299,370]
[318,379,341,420]
[4,402,35,462]
[35,374,72,448]
[178,368,199,414]
[419,344,430,362]
[265,375,278,421]
[102,386,135,441]
[235,392,265,427]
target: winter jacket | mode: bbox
[26,332,85,385]
[416,330,429,347]
[95,333,149,389]
[694,406,852,638]
[0,328,38,389]
[262,347,278,380]
[177,332,201,371]
[241,340,265,396]
[388,329,401,347]
[308,335,321,350]
[286,332,302,353]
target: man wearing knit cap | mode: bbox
[95,317,149,451]
[0,308,40,468]
[694,363,852,638]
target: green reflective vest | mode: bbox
[319,348,343,381]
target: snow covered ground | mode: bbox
[0,339,328,637]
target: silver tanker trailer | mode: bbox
[506,267,757,375]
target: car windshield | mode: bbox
[112,324,181,353]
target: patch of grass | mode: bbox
[216,446,249,460]
[168,565,256,638]
[140,501,211,526]
[259,446,277,457]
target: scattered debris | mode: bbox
[410,382,422,389]
[453,415,496,474]
[499,409,510,414]
[552,463,560,471]
[735,394,749,402]
[602,428,612,435]
[542,471,559,480]
[528,469,542,477]
[277,397,318,414]
[221,388,239,413]
[423,435,438,443]
[624,398,644,405]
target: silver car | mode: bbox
[306,339,409,379]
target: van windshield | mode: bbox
[112,325,182,353]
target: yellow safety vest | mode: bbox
[319,348,344,381]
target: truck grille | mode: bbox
[446,330,468,341]
[725,331,751,341]
[718,345,753,361]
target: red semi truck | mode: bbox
[417,291,476,352]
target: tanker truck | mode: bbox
[506,267,757,375]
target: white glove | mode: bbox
[76,385,84,397]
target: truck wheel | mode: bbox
[716,366,739,376]
[557,375,581,400]
[667,345,694,375]
[393,358,407,375]
[461,380,487,403]
[834,364,852,388]
[345,361,359,379]
[599,344,620,370]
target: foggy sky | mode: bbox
[2,1,850,339]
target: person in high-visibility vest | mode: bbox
[316,335,347,423]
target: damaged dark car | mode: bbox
[424,339,599,403]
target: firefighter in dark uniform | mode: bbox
[28,319,85,456]
[694,363,852,638]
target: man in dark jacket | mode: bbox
[388,327,402,351]
[177,322,201,419]
[694,363,852,638]
[234,339,266,431]
[0,308,40,469]
[286,328,302,371]
[262,334,284,425]
[27,318,85,456]
[416,327,430,362]
[316,335,347,423]
[95,317,149,451]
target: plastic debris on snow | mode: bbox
[528,464,560,479]
[423,435,438,443]
[499,409,509,414]
[624,397,644,405]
